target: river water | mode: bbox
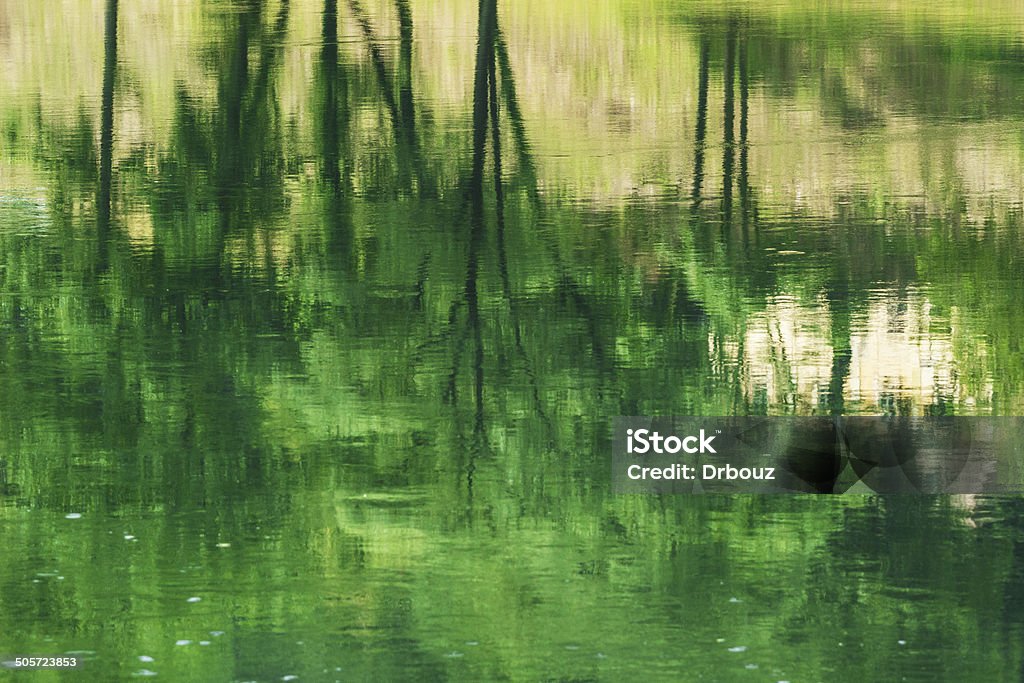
[2,0,1024,680]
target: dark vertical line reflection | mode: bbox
[396,0,415,140]
[739,27,750,244]
[690,32,710,208]
[321,0,354,268]
[97,0,118,272]
[321,0,340,192]
[722,19,736,227]
[463,0,499,499]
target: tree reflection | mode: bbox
[4,3,1024,678]
[96,0,118,272]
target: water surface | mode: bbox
[2,0,1024,680]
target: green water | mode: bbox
[2,0,1024,680]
